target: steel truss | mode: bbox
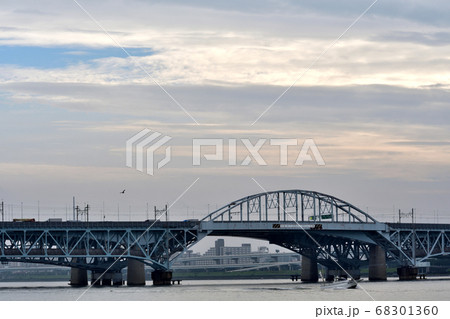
[265,231,371,270]
[202,190,377,224]
[376,224,450,265]
[0,221,206,271]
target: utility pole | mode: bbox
[86,204,89,222]
[1,201,4,222]
[154,205,168,221]
[76,204,89,222]
[399,208,415,224]
[72,197,76,220]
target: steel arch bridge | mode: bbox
[1,190,450,274]
[199,190,450,270]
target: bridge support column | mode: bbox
[369,245,387,281]
[397,266,418,281]
[102,272,112,286]
[301,252,318,283]
[69,258,88,287]
[127,258,146,286]
[112,271,124,286]
[91,271,102,286]
[70,268,88,286]
[151,270,173,286]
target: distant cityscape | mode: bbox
[173,239,301,271]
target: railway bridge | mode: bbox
[1,190,449,285]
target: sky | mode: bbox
[1,0,450,251]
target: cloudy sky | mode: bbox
[1,0,450,244]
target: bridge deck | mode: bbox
[387,223,450,230]
[0,220,200,229]
[2,221,449,231]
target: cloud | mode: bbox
[1,1,450,221]
[1,37,449,88]
[374,31,450,47]
[2,82,450,126]
[1,1,450,90]
[1,80,450,186]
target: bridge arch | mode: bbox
[201,190,378,224]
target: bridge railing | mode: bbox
[201,190,378,224]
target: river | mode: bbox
[0,277,449,301]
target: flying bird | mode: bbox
[120,189,126,194]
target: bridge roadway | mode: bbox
[1,189,449,285]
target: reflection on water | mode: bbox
[0,277,449,301]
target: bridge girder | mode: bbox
[0,221,206,271]
[383,224,450,265]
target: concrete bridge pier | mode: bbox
[112,271,124,286]
[151,270,173,286]
[369,245,387,281]
[397,266,418,281]
[102,272,112,286]
[89,271,123,286]
[70,267,88,286]
[301,251,318,283]
[127,258,146,286]
[91,271,102,286]
[69,258,88,287]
